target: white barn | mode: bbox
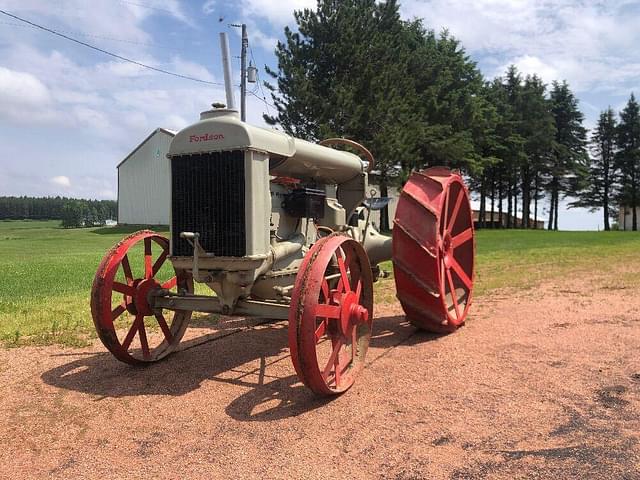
[117,128,176,225]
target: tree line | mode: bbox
[572,95,640,230]
[265,0,640,230]
[0,196,117,228]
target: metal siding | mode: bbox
[118,131,172,225]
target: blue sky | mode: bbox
[1,0,639,230]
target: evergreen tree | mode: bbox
[571,108,618,230]
[616,93,640,230]
[547,81,587,230]
[265,0,420,229]
[520,74,555,228]
[265,0,488,228]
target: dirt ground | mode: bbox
[1,269,639,480]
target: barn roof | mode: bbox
[116,128,176,169]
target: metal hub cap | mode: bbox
[339,291,369,335]
[134,278,161,317]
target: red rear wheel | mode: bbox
[289,234,374,395]
[91,230,193,364]
[393,168,475,333]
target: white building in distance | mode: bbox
[117,128,175,225]
[618,205,640,230]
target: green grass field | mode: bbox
[1,220,640,348]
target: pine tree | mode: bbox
[616,93,640,230]
[265,0,488,228]
[570,108,618,230]
[265,0,420,229]
[547,81,587,230]
[520,74,555,228]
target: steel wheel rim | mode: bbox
[289,234,374,395]
[392,168,475,332]
[438,177,475,327]
[91,230,193,364]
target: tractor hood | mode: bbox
[168,108,364,185]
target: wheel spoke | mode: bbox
[322,337,344,381]
[343,249,356,290]
[162,277,177,290]
[337,256,350,293]
[452,227,473,249]
[144,238,153,279]
[355,280,362,302]
[138,318,151,359]
[121,315,140,350]
[121,255,133,282]
[152,250,168,276]
[442,187,451,235]
[447,188,464,233]
[446,268,461,319]
[316,303,340,319]
[450,257,472,290]
[338,342,352,376]
[92,232,190,365]
[351,327,358,363]
[111,304,126,321]
[321,279,330,301]
[315,319,327,341]
[155,313,174,343]
[334,344,341,387]
[112,281,136,296]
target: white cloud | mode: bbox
[169,57,216,82]
[50,175,71,188]
[1,0,192,43]
[203,0,315,29]
[243,20,280,50]
[241,0,315,28]
[0,66,50,105]
[0,67,54,123]
[0,41,225,144]
[401,0,640,95]
[202,0,216,15]
[493,55,559,84]
[0,169,117,200]
[164,114,189,131]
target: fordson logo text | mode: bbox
[189,133,225,143]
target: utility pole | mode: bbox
[240,23,248,121]
[229,23,256,121]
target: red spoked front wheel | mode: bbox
[393,168,475,333]
[91,230,193,364]
[289,234,374,396]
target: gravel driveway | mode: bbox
[1,272,639,479]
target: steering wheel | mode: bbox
[319,138,375,173]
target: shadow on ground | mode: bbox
[41,314,445,421]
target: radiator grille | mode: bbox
[171,151,246,257]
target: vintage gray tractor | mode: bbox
[91,106,475,395]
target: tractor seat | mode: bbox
[364,197,392,211]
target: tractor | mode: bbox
[91,106,475,396]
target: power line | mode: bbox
[248,90,276,110]
[249,45,274,116]
[0,21,180,50]
[0,9,224,86]
[117,0,176,14]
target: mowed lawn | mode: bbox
[0,220,170,347]
[1,219,640,347]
